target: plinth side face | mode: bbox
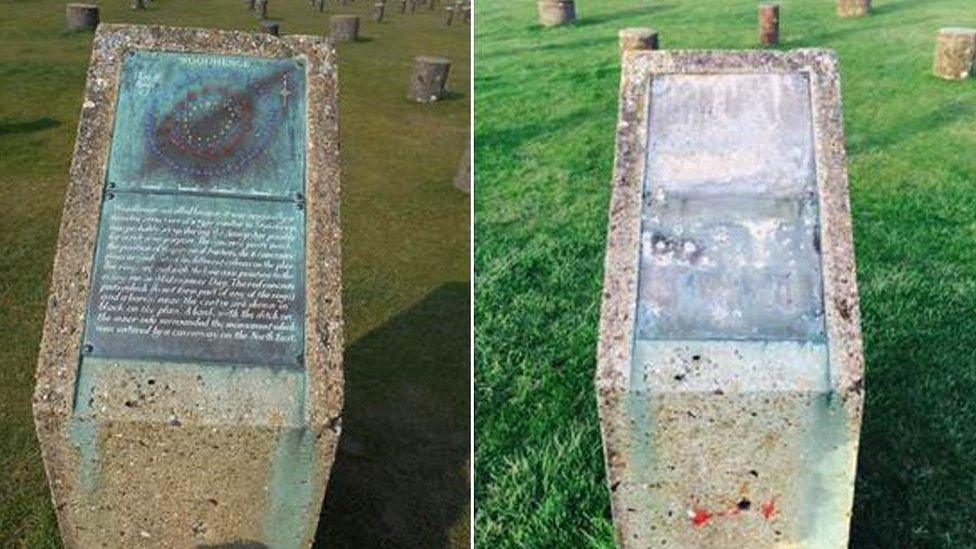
[598,51,863,549]
[33,25,343,549]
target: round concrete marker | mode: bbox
[260,19,280,36]
[759,4,779,46]
[837,0,870,17]
[330,15,360,42]
[66,3,99,31]
[408,56,451,103]
[537,0,575,27]
[619,27,659,52]
[933,27,976,80]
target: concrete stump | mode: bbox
[408,56,451,102]
[65,3,99,31]
[759,4,780,46]
[330,15,360,42]
[454,144,470,193]
[619,27,659,52]
[443,6,454,25]
[409,0,416,13]
[248,0,256,10]
[260,19,280,35]
[837,0,869,17]
[428,0,437,10]
[256,0,268,18]
[933,27,976,80]
[373,1,385,21]
[131,0,145,10]
[399,0,407,13]
[538,0,575,27]
[317,0,325,13]
[460,4,471,23]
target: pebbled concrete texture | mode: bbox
[597,49,864,548]
[32,25,343,548]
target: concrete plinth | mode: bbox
[33,25,344,549]
[598,49,864,549]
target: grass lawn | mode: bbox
[474,0,976,547]
[0,1,469,547]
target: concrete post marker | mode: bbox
[537,0,575,27]
[837,0,870,17]
[598,49,864,548]
[65,3,99,31]
[933,27,976,80]
[330,15,360,43]
[32,25,344,549]
[619,27,659,53]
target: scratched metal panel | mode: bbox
[637,73,825,341]
[107,51,306,198]
[82,192,306,367]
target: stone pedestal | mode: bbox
[408,56,451,102]
[759,4,779,46]
[330,15,360,42]
[837,0,869,17]
[65,3,99,31]
[33,25,344,549]
[443,6,454,26]
[260,19,280,35]
[619,27,659,52]
[537,0,575,27]
[373,1,386,21]
[598,49,863,548]
[933,27,976,80]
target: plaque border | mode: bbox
[595,49,865,544]
[32,25,343,547]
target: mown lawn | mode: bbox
[0,1,470,547]
[474,0,976,547]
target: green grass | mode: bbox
[474,0,976,547]
[0,1,469,547]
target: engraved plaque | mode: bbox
[83,51,308,366]
[637,73,825,342]
[84,193,304,365]
[108,51,306,197]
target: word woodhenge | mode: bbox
[597,50,864,547]
[32,25,343,548]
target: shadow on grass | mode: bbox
[0,117,61,136]
[316,282,470,548]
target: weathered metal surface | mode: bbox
[597,50,864,548]
[638,73,824,341]
[83,192,305,366]
[109,51,306,197]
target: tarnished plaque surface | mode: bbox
[638,73,825,342]
[83,50,308,366]
[84,192,305,366]
[108,51,306,197]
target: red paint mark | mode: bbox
[691,508,713,527]
[761,499,776,520]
